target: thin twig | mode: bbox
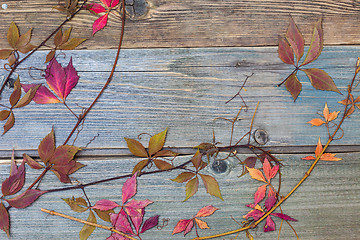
[41,208,137,240]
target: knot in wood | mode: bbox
[125,0,150,20]
[253,129,269,145]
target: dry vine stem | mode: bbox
[40,208,137,240]
[192,62,360,240]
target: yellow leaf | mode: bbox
[148,128,167,156]
[246,167,266,183]
[184,176,199,201]
[79,210,96,240]
[7,22,19,48]
[125,137,148,157]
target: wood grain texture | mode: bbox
[0,47,359,152]
[1,0,360,49]
[0,152,358,239]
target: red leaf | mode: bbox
[109,0,120,8]
[0,203,10,237]
[199,174,223,200]
[262,158,272,182]
[254,184,267,206]
[184,220,194,236]
[38,129,56,163]
[2,159,25,196]
[172,219,192,235]
[92,14,109,35]
[45,57,79,101]
[264,216,275,232]
[125,199,152,211]
[286,16,304,64]
[302,68,341,94]
[265,188,277,211]
[243,209,264,221]
[271,212,297,221]
[285,72,302,101]
[110,209,134,234]
[195,205,218,218]
[140,215,159,233]
[88,3,106,14]
[278,38,294,65]
[184,176,199,201]
[270,164,279,179]
[122,173,137,204]
[301,18,323,66]
[91,199,120,211]
[129,208,144,234]
[6,189,46,208]
[22,84,61,104]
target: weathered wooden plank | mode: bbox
[0,152,358,239]
[0,47,359,151]
[1,1,360,49]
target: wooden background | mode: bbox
[0,0,360,239]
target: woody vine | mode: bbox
[0,1,358,239]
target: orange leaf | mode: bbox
[0,110,10,121]
[320,153,342,161]
[148,128,167,156]
[124,137,148,157]
[302,156,316,160]
[314,137,323,158]
[246,167,266,183]
[194,218,209,229]
[307,118,325,126]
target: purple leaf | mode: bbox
[22,84,60,104]
[140,215,159,233]
[129,208,144,234]
[285,72,302,101]
[125,199,152,210]
[63,58,79,100]
[110,209,134,234]
[6,189,46,208]
[0,202,10,237]
[243,209,264,221]
[286,16,304,65]
[264,216,275,232]
[106,233,129,240]
[265,188,277,211]
[183,220,194,236]
[91,199,120,211]
[122,173,137,204]
[271,212,297,221]
[278,37,294,65]
[2,159,25,196]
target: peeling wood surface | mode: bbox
[2,1,360,49]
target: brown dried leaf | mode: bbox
[184,176,199,201]
[0,49,12,59]
[17,43,35,54]
[93,208,114,222]
[38,129,56,163]
[153,149,178,157]
[3,111,14,135]
[153,159,173,170]
[302,68,340,94]
[307,118,325,126]
[0,110,10,121]
[59,38,86,50]
[199,174,223,200]
[7,22,19,48]
[45,50,56,63]
[62,28,72,45]
[125,137,148,157]
[79,210,96,240]
[23,153,44,169]
[285,72,302,101]
[8,52,16,66]
[16,28,32,48]
[132,159,148,175]
[54,28,63,47]
[171,172,196,183]
[13,84,40,108]
[9,76,21,106]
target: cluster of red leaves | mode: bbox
[64,173,159,240]
[172,205,218,237]
[171,150,223,201]
[22,57,79,104]
[244,158,296,232]
[45,27,86,63]
[0,77,39,134]
[86,0,120,35]
[0,152,47,236]
[0,22,35,66]
[278,16,340,100]
[24,129,84,183]
[125,128,178,174]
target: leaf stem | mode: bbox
[277,68,298,87]
[0,0,89,96]
[63,0,126,145]
[40,208,137,240]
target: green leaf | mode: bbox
[125,137,148,157]
[93,208,114,222]
[300,17,323,66]
[79,210,96,240]
[199,174,223,200]
[285,71,302,101]
[171,172,196,183]
[148,128,167,156]
[38,129,56,163]
[184,176,199,201]
[302,68,341,94]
